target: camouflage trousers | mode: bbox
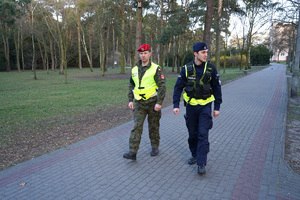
[129,99,161,154]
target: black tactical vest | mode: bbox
[184,62,213,100]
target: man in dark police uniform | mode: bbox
[173,42,222,175]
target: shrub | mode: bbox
[211,55,247,68]
[250,45,272,66]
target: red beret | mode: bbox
[137,44,150,52]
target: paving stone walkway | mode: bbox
[0,63,299,200]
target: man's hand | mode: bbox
[128,102,134,110]
[213,110,220,117]
[154,104,162,111]
[173,108,179,115]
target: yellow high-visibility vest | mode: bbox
[132,62,159,100]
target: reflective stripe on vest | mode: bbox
[185,62,211,85]
[183,93,215,106]
[132,62,159,100]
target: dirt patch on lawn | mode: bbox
[0,104,132,170]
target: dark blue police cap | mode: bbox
[193,42,208,52]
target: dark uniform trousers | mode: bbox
[184,103,213,165]
[129,97,161,154]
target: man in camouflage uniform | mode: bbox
[123,44,166,161]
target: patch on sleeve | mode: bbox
[161,74,165,79]
[216,74,221,85]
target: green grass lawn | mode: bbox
[0,66,265,147]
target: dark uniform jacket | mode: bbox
[128,60,166,105]
[173,61,222,110]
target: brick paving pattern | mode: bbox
[0,63,299,200]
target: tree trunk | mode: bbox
[97,8,103,76]
[56,2,64,75]
[77,6,82,70]
[204,0,213,60]
[38,40,46,70]
[159,0,164,68]
[291,3,300,97]
[156,28,160,64]
[215,0,223,72]
[128,20,135,68]
[120,0,125,74]
[245,30,252,71]
[239,23,245,70]
[287,30,293,69]
[49,34,55,71]
[31,3,37,79]
[20,23,25,71]
[14,30,21,72]
[64,44,67,84]
[112,28,115,69]
[42,36,49,73]
[172,37,175,72]
[82,29,93,71]
[100,30,105,76]
[59,37,64,75]
[223,32,228,74]
[2,33,11,72]
[175,36,180,73]
[63,26,68,83]
[105,24,110,71]
[88,21,93,70]
[32,33,36,78]
[54,45,57,70]
[99,36,102,75]
[135,0,143,61]
[291,27,297,73]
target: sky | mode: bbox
[228,0,296,46]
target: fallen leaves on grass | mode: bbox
[19,182,26,186]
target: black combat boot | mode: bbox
[123,152,136,160]
[188,157,197,165]
[150,148,159,156]
[198,164,206,175]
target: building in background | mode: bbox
[270,21,296,62]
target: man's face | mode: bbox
[194,50,208,63]
[139,51,151,63]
